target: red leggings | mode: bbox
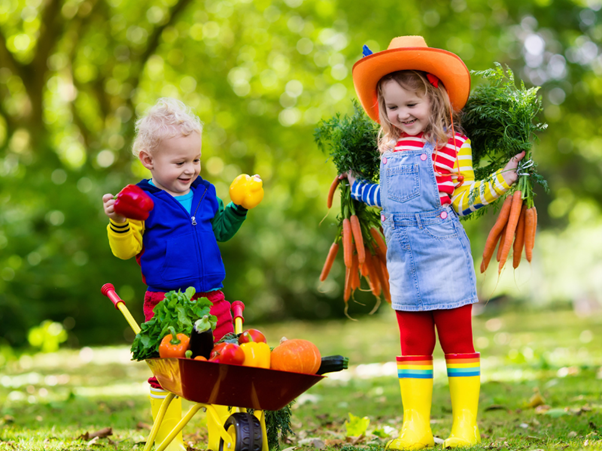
[395,304,475,356]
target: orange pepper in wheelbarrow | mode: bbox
[159,327,190,358]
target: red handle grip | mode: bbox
[101,283,124,310]
[231,301,245,324]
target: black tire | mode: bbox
[218,412,263,451]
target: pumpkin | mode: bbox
[270,338,321,374]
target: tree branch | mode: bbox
[0,28,27,81]
[132,0,194,89]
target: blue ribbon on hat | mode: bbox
[362,45,373,57]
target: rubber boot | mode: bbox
[149,387,187,451]
[386,356,434,450]
[443,353,481,448]
[207,404,232,451]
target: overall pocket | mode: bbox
[423,218,458,240]
[386,163,420,203]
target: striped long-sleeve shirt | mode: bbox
[351,133,511,216]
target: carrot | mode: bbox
[326,175,340,209]
[350,253,360,290]
[343,267,352,302]
[498,190,523,273]
[342,218,352,268]
[371,254,391,303]
[512,206,527,269]
[349,215,366,264]
[524,206,537,262]
[364,252,381,297]
[496,225,507,262]
[481,195,513,273]
[369,227,387,259]
[319,242,339,282]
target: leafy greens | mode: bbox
[130,287,215,361]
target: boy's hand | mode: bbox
[102,193,126,223]
[501,151,526,186]
[229,174,264,209]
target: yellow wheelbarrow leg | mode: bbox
[154,403,205,451]
[207,405,235,451]
[253,410,269,451]
[144,392,176,451]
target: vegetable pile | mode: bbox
[131,287,349,376]
[314,101,390,316]
[462,64,548,273]
[131,287,214,361]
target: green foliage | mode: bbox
[462,63,549,215]
[344,412,370,437]
[314,100,381,183]
[264,402,295,450]
[27,320,68,353]
[130,287,215,361]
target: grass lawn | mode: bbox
[0,307,601,450]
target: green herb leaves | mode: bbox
[130,287,215,361]
[462,63,549,216]
[314,100,381,183]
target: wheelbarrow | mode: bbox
[101,283,325,451]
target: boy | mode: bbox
[102,97,257,450]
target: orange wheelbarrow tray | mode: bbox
[101,283,325,451]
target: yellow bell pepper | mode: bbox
[240,342,271,368]
[229,174,264,209]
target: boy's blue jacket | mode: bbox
[135,177,246,293]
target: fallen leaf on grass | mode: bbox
[324,439,346,448]
[534,405,551,414]
[344,413,370,437]
[345,435,365,445]
[87,436,100,447]
[137,422,152,430]
[484,404,508,411]
[78,427,113,440]
[568,431,578,438]
[526,388,546,408]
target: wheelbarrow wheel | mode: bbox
[218,412,262,451]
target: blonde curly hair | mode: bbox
[376,70,462,153]
[132,98,203,156]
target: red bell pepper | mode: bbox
[114,184,154,220]
[238,329,267,344]
[209,342,245,365]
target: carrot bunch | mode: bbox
[480,176,538,274]
[320,176,390,317]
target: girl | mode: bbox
[348,36,524,449]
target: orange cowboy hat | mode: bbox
[352,35,471,122]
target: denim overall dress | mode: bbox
[380,141,478,311]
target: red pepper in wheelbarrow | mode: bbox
[114,184,154,220]
[159,326,190,358]
[209,342,245,365]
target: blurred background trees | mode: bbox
[1,0,601,350]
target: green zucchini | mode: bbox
[316,355,349,375]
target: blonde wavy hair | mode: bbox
[132,98,203,156]
[376,70,462,153]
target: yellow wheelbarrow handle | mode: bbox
[101,283,141,335]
